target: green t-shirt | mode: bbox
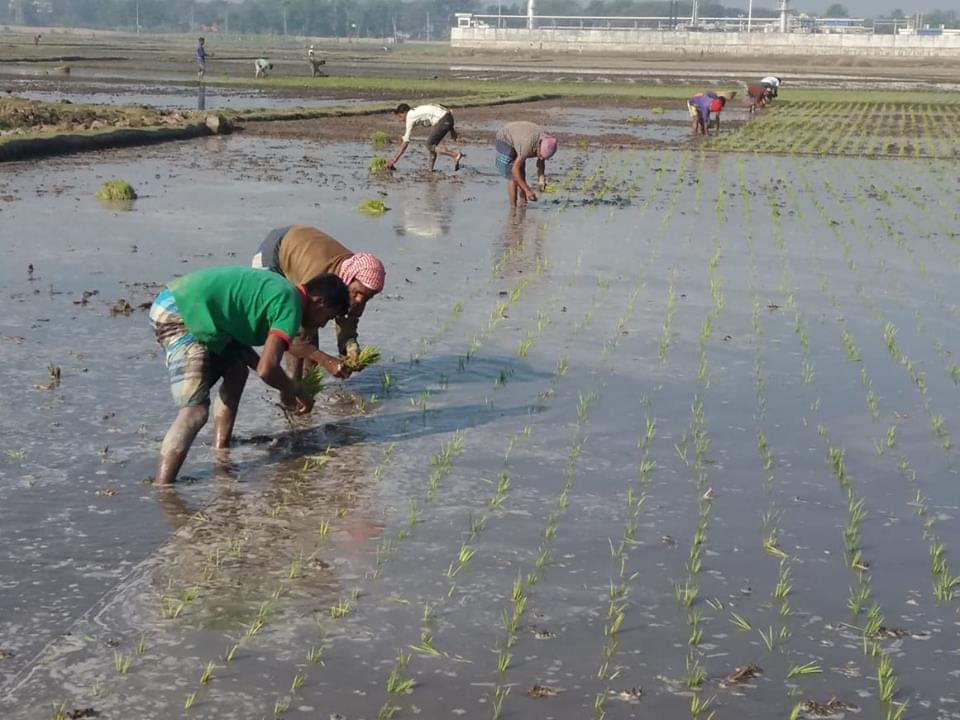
[169,267,303,354]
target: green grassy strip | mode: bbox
[210,74,960,105]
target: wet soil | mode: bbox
[242,96,740,149]
[2,91,960,720]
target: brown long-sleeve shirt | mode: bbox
[278,225,359,354]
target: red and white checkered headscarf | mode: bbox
[338,252,385,292]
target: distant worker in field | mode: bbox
[33,33,42,46]
[254,57,273,79]
[308,44,326,77]
[149,267,349,485]
[495,120,558,207]
[196,37,207,81]
[252,225,386,379]
[688,92,726,136]
[388,103,464,172]
[760,75,782,99]
[747,83,774,113]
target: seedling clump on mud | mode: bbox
[302,366,324,397]
[370,131,391,147]
[358,199,388,216]
[369,156,390,174]
[95,180,137,201]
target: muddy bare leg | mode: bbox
[507,179,518,207]
[213,361,249,448]
[155,405,209,485]
[436,146,462,170]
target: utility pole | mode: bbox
[282,3,288,36]
[779,0,789,32]
[135,0,141,34]
[691,0,699,27]
[748,0,753,32]
[527,0,536,30]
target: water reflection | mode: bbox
[497,205,545,278]
[393,175,453,239]
[197,83,206,111]
[150,443,383,628]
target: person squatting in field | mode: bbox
[252,225,386,380]
[494,121,559,207]
[688,91,726,135]
[761,75,782,99]
[388,103,464,171]
[149,267,349,485]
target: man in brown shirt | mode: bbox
[252,225,386,379]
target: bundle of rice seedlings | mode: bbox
[369,156,390,174]
[369,131,391,147]
[95,180,137,201]
[357,199,388,216]
[543,183,559,194]
[625,116,645,125]
[346,346,381,371]
[651,106,665,115]
[302,366,325,397]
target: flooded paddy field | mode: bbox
[3,113,960,720]
[1,76,368,111]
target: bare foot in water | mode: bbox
[454,152,464,171]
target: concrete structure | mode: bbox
[451,18,960,57]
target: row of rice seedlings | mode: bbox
[767,159,900,715]
[798,162,960,609]
[331,211,618,715]
[175,446,396,715]
[803,162,960,464]
[670,168,733,705]
[740,160,820,708]
[778,160,912,718]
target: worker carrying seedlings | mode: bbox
[494,120,558,207]
[251,225,386,380]
[388,103,464,172]
[760,75,782,99]
[688,91,726,136]
[149,267,349,485]
[254,56,273,79]
[747,83,774,113]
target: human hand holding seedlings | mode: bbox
[258,335,313,415]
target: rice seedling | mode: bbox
[369,156,390,174]
[184,692,197,711]
[358,198,388,216]
[291,671,307,693]
[729,611,751,631]
[301,366,324,398]
[225,642,239,664]
[273,697,290,717]
[330,598,352,618]
[690,693,716,719]
[786,661,822,678]
[345,345,382,371]
[135,634,146,656]
[199,660,215,685]
[51,704,68,720]
[113,650,131,676]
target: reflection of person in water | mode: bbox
[395,177,453,239]
[497,205,545,278]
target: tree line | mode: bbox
[5,0,956,36]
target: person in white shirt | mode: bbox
[388,103,464,172]
[760,76,782,98]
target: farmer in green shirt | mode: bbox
[148,267,349,485]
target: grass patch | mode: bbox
[95,180,137,200]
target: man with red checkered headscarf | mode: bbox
[252,225,386,380]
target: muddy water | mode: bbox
[1,137,960,719]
